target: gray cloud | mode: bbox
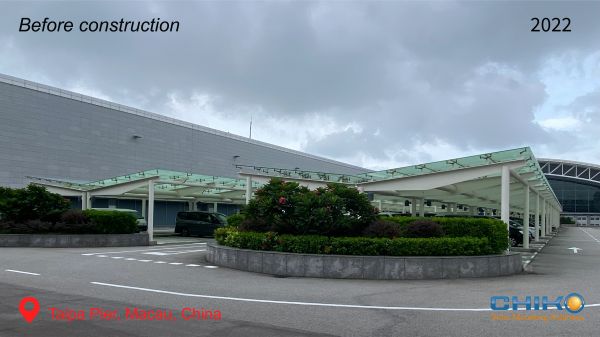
[2,1,600,167]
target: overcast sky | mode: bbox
[2,1,600,170]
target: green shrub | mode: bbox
[277,234,331,254]
[404,220,444,238]
[560,216,575,225]
[0,219,97,234]
[216,229,496,256]
[362,220,401,238]
[215,226,236,243]
[243,178,376,236]
[226,213,245,228]
[61,209,88,225]
[0,185,70,223]
[82,209,138,234]
[389,216,508,252]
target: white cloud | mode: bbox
[538,116,582,131]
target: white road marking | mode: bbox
[90,282,600,312]
[568,247,582,254]
[580,228,600,243]
[80,243,207,256]
[5,269,40,276]
[83,254,212,269]
[142,249,206,256]
[158,240,206,245]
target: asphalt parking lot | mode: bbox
[1,227,599,337]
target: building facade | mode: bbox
[539,159,600,225]
[0,74,364,225]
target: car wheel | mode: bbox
[181,228,190,237]
[509,237,517,247]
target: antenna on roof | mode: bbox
[249,114,253,139]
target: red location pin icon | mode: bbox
[19,297,40,323]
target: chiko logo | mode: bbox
[490,293,585,313]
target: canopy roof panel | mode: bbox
[27,169,263,201]
[238,147,561,210]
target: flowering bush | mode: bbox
[242,178,376,236]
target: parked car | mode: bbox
[90,208,147,232]
[509,220,535,242]
[508,223,524,247]
[174,211,228,237]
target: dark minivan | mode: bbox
[174,211,228,237]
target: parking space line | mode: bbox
[81,243,207,256]
[580,228,600,243]
[82,253,215,270]
[5,269,40,276]
[142,249,207,256]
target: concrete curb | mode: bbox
[522,232,558,272]
[207,244,523,280]
[0,233,151,247]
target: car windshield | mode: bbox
[215,213,227,223]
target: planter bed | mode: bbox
[0,233,151,247]
[207,243,522,280]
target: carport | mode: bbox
[238,147,562,249]
[27,169,262,241]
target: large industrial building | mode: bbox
[0,73,363,226]
[1,73,598,231]
[539,159,600,226]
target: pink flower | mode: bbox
[278,196,287,205]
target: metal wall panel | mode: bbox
[0,81,364,188]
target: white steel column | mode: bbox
[142,199,147,220]
[377,200,383,212]
[500,166,510,230]
[245,176,252,205]
[523,187,530,249]
[534,194,540,242]
[148,180,155,243]
[419,198,425,217]
[549,208,553,234]
[541,200,546,237]
[411,198,417,217]
[546,203,552,235]
[82,192,91,210]
[552,208,557,233]
[213,202,218,213]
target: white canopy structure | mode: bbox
[239,147,562,249]
[27,169,262,241]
